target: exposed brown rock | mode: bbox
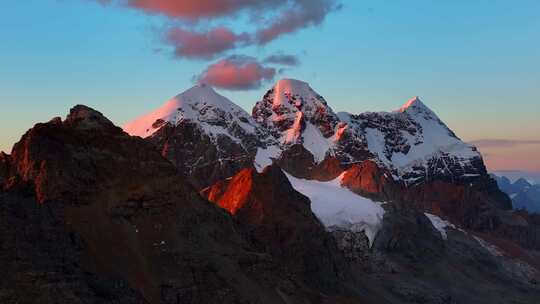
[202,165,348,294]
[0,152,10,187]
[341,160,399,201]
[1,105,342,304]
[148,121,256,190]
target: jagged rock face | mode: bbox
[124,84,274,189]
[0,191,147,303]
[373,203,445,256]
[148,121,256,189]
[0,152,10,186]
[252,79,341,141]
[341,97,485,186]
[251,82,485,187]
[202,165,347,293]
[251,79,371,177]
[3,105,340,304]
[124,79,491,191]
[341,160,399,201]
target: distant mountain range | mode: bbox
[493,170,540,185]
[493,174,540,213]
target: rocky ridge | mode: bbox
[0,105,355,304]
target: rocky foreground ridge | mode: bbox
[0,80,539,303]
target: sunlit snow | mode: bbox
[123,84,256,142]
[285,173,385,246]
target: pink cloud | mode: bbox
[97,0,340,46]
[165,27,249,59]
[197,55,275,90]
[255,0,341,44]
[126,0,281,19]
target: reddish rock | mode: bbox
[2,105,343,304]
[202,165,348,293]
[311,157,345,181]
[341,160,399,201]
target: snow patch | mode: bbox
[254,146,282,172]
[301,123,332,162]
[285,173,385,246]
[425,213,455,240]
[473,236,503,256]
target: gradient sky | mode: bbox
[1,0,539,171]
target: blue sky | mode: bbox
[0,0,539,170]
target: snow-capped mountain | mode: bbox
[124,79,487,189]
[493,174,540,213]
[124,83,268,144]
[252,79,484,185]
[252,79,342,163]
[341,96,484,185]
[124,84,273,188]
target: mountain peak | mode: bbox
[186,82,217,94]
[124,84,253,138]
[64,105,116,130]
[274,78,310,89]
[269,78,323,108]
[398,96,428,113]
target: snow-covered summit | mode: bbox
[124,80,487,187]
[123,84,259,142]
[253,78,341,162]
[398,96,430,113]
[344,96,482,184]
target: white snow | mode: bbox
[262,79,337,164]
[254,145,282,172]
[123,84,256,142]
[284,111,304,143]
[473,236,503,256]
[353,97,481,182]
[425,213,455,240]
[271,78,319,109]
[301,123,333,162]
[285,173,385,246]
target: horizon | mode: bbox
[1,0,539,172]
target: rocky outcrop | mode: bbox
[0,152,10,187]
[123,84,274,190]
[202,165,348,293]
[1,105,348,304]
[149,121,257,189]
[341,160,399,201]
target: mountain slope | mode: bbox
[340,96,483,185]
[124,84,274,189]
[1,105,347,304]
[124,79,488,189]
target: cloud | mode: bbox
[470,139,540,172]
[255,0,341,44]
[197,55,275,90]
[263,53,300,66]
[123,0,282,19]
[165,27,250,59]
[469,139,540,148]
[96,0,340,55]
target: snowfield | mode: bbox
[123,83,257,141]
[285,173,385,246]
